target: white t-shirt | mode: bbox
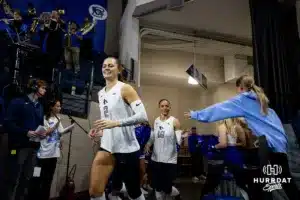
[151,116,178,164]
[98,81,140,153]
[37,116,64,158]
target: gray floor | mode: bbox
[146,178,203,200]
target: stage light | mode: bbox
[188,76,198,85]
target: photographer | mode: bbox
[4,79,47,200]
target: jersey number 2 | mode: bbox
[103,99,109,118]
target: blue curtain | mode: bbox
[5,0,107,52]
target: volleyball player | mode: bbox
[88,57,148,200]
[145,99,182,200]
[200,118,249,199]
[184,75,300,199]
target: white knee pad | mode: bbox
[120,182,127,193]
[91,192,106,200]
[170,186,180,196]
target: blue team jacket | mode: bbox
[190,91,287,153]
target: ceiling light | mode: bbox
[188,76,198,85]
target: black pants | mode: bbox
[200,162,248,199]
[111,151,142,199]
[28,158,57,200]
[191,151,204,177]
[152,161,177,194]
[5,148,38,200]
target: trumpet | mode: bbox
[28,8,36,16]
[0,18,14,21]
[58,9,65,15]
[30,17,39,32]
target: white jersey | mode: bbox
[98,81,140,153]
[151,116,178,164]
[38,116,63,158]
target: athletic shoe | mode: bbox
[192,176,199,183]
[145,184,153,191]
[141,187,148,195]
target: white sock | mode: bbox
[120,182,127,193]
[155,191,165,200]
[91,192,106,200]
[141,187,148,195]
[170,186,180,196]
[129,194,146,200]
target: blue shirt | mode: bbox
[70,32,82,48]
[188,134,199,153]
[4,96,44,148]
[135,125,151,150]
[190,91,287,153]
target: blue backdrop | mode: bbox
[1,0,107,52]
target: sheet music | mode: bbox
[35,125,47,134]
[61,123,75,134]
[29,125,47,142]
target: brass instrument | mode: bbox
[30,17,39,32]
[0,18,14,22]
[28,8,36,16]
[80,19,97,35]
[58,9,65,15]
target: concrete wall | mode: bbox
[139,49,237,134]
[104,0,123,55]
[119,0,140,85]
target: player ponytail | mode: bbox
[236,75,269,115]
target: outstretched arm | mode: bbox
[186,96,245,123]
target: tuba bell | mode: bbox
[80,18,97,36]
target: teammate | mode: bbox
[88,57,148,200]
[145,99,182,200]
[200,118,249,199]
[184,75,300,199]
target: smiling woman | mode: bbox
[88,57,148,200]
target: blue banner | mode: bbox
[2,0,107,52]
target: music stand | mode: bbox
[5,25,39,85]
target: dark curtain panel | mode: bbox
[249,0,299,123]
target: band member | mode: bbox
[3,10,27,38]
[23,2,37,26]
[65,21,82,74]
[42,10,64,82]
[80,17,96,60]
